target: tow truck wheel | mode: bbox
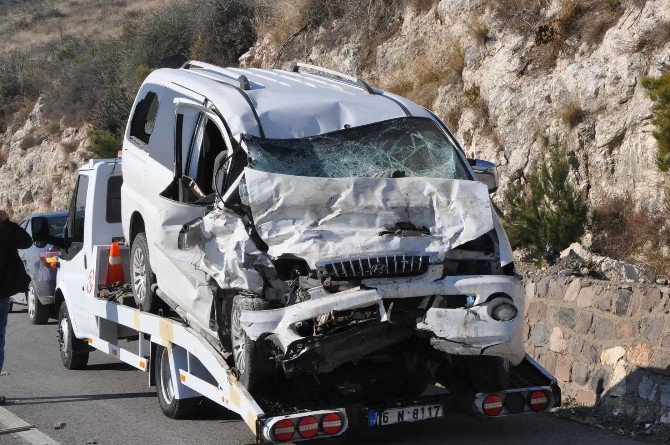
[28,283,49,325]
[131,233,159,313]
[230,295,273,391]
[154,345,198,419]
[467,356,511,393]
[58,303,89,370]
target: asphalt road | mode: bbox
[0,308,643,445]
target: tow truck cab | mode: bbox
[54,159,125,340]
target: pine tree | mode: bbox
[504,141,588,257]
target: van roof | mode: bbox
[145,61,433,139]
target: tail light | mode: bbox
[297,416,319,438]
[271,419,295,442]
[266,411,347,442]
[40,247,61,269]
[482,394,504,416]
[321,412,343,435]
[528,390,550,412]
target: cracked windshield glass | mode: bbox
[245,117,470,179]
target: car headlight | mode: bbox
[491,301,517,321]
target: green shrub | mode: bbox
[503,141,588,257]
[192,0,257,66]
[88,128,123,158]
[302,0,345,28]
[642,73,670,171]
[122,3,195,70]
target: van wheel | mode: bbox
[28,283,49,325]
[154,345,199,419]
[467,356,511,393]
[58,304,89,370]
[230,295,274,391]
[131,233,158,313]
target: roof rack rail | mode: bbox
[181,60,252,91]
[289,62,375,94]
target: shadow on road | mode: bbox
[9,391,157,406]
[84,362,136,371]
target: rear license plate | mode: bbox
[368,404,443,426]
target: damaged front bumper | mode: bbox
[239,274,525,374]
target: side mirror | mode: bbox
[30,216,50,244]
[468,159,498,193]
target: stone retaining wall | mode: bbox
[523,276,670,425]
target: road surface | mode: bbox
[0,308,643,445]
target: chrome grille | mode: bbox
[321,255,430,279]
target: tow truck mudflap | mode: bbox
[256,355,561,443]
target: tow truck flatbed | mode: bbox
[47,159,560,444]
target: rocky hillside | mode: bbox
[244,0,670,212]
[1,0,669,226]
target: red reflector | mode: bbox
[272,419,295,442]
[528,390,549,411]
[297,416,319,438]
[483,394,504,416]
[321,412,343,435]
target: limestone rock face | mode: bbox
[0,99,90,219]
[242,0,670,211]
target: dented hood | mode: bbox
[244,168,494,267]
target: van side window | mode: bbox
[187,118,228,195]
[106,176,123,223]
[130,91,159,146]
[69,175,89,243]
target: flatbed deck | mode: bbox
[60,244,561,443]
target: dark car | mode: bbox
[9,211,67,324]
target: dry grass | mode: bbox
[0,149,7,167]
[255,0,310,46]
[382,40,464,109]
[0,0,173,56]
[442,105,462,133]
[591,194,670,277]
[404,0,441,11]
[59,139,79,153]
[465,18,490,45]
[462,83,480,107]
[556,96,584,128]
[489,0,545,35]
[19,131,40,150]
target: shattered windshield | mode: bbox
[245,117,470,180]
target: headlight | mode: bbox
[491,301,517,321]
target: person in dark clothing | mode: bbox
[0,209,33,404]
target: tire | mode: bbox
[154,345,199,419]
[467,356,511,393]
[230,295,274,391]
[58,303,89,370]
[27,283,49,325]
[131,233,159,313]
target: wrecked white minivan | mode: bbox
[121,61,523,397]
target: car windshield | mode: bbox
[245,117,470,180]
[48,215,67,238]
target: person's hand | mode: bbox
[0,210,8,223]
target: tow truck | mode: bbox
[30,157,561,443]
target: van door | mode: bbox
[151,105,233,328]
[58,173,96,336]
